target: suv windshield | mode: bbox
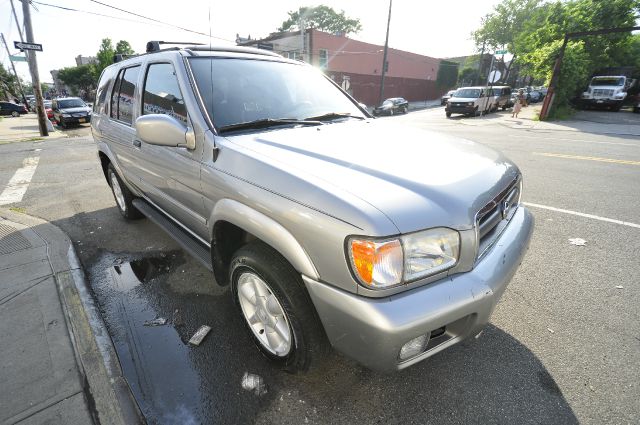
[454,89,481,98]
[188,57,364,131]
[591,77,624,86]
[58,98,86,108]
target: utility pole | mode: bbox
[378,0,392,105]
[10,0,25,42]
[20,0,48,136]
[1,33,29,109]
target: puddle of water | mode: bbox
[87,250,282,424]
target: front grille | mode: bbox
[593,89,614,97]
[475,177,520,259]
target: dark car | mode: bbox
[441,90,456,106]
[52,97,92,128]
[373,97,409,116]
[0,101,28,117]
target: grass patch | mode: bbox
[9,207,26,214]
[547,105,576,121]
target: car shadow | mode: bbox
[51,207,578,425]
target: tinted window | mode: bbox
[142,63,187,125]
[58,98,86,108]
[117,66,140,124]
[110,70,123,119]
[96,66,117,114]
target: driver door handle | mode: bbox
[133,139,142,148]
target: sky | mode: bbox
[0,0,503,84]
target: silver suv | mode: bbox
[92,42,534,372]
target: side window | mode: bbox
[142,63,187,125]
[95,67,116,114]
[117,66,140,125]
[110,70,123,119]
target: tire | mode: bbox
[446,111,452,118]
[611,105,621,112]
[106,164,143,220]
[389,109,394,116]
[11,111,19,117]
[230,241,328,373]
[502,105,507,111]
[402,106,408,114]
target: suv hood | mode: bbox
[225,120,519,234]
[60,107,91,114]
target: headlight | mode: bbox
[467,102,474,106]
[348,228,460,289]
[62,113,71,117]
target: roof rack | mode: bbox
[146,41,205,53]
[186,45,281,57]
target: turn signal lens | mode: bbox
[349,238,403,288]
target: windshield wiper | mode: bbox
[217,118,323,133]
[304,112,365,122]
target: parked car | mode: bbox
[92,42,533,372]
[445,87,495,117]
[0,101,28,117]
[491,86,513,110]
[52,97,92,128]
[373,97,409,116]
[44,100,54,121]
[528,90,543,103]
[440,90,456,106]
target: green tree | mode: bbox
[474,0,640,117]
[95,38,115,77]
[458,67,480,86]
[57,64,97,97]
[437,60,459,89]
[278,5,362,35]
[0,63,18,99]
[115,40,135,56]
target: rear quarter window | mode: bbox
[110,65,140,125]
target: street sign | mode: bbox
[10,55,27,62]
[488,70,502,83]
[495,49,508,55]
[14,41,42,51]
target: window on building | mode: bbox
[319,49,328,69]
[142,63,187,125]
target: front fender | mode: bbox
[209,198,319,281]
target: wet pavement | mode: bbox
[83,246,578,425]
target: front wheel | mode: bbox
[230,242,328,373]
[107,164,143,220]
[402,106,408,114]
[11,111,19,117]
[446,111,452,118]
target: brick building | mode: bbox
[238,29,443,106]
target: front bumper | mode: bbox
[304,206,534,371]
[61,115,91,124]
[581,98,624,106]
[446,105,476,114]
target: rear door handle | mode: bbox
[133,139,142,148]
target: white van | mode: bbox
[445,87,495,117]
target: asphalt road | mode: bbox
[0,108,638,424]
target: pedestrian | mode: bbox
[512,89,524,118]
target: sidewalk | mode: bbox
[460,104,640,136]
[0,114,62,144]
[409,99,442,111]
[0,209,141,424]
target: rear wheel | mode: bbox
[107,164,143,220]
[230,242,328,373]
[446,111,452,118]
[11,111,19,117]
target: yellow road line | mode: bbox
[534,152,640,166]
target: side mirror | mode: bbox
[135,114,194,149]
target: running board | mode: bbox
[132,199,213,271]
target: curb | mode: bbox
[0,209,143,425]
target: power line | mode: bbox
[33,1,170,27]
[86,0,232,42]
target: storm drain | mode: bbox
[0,223,32,254]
